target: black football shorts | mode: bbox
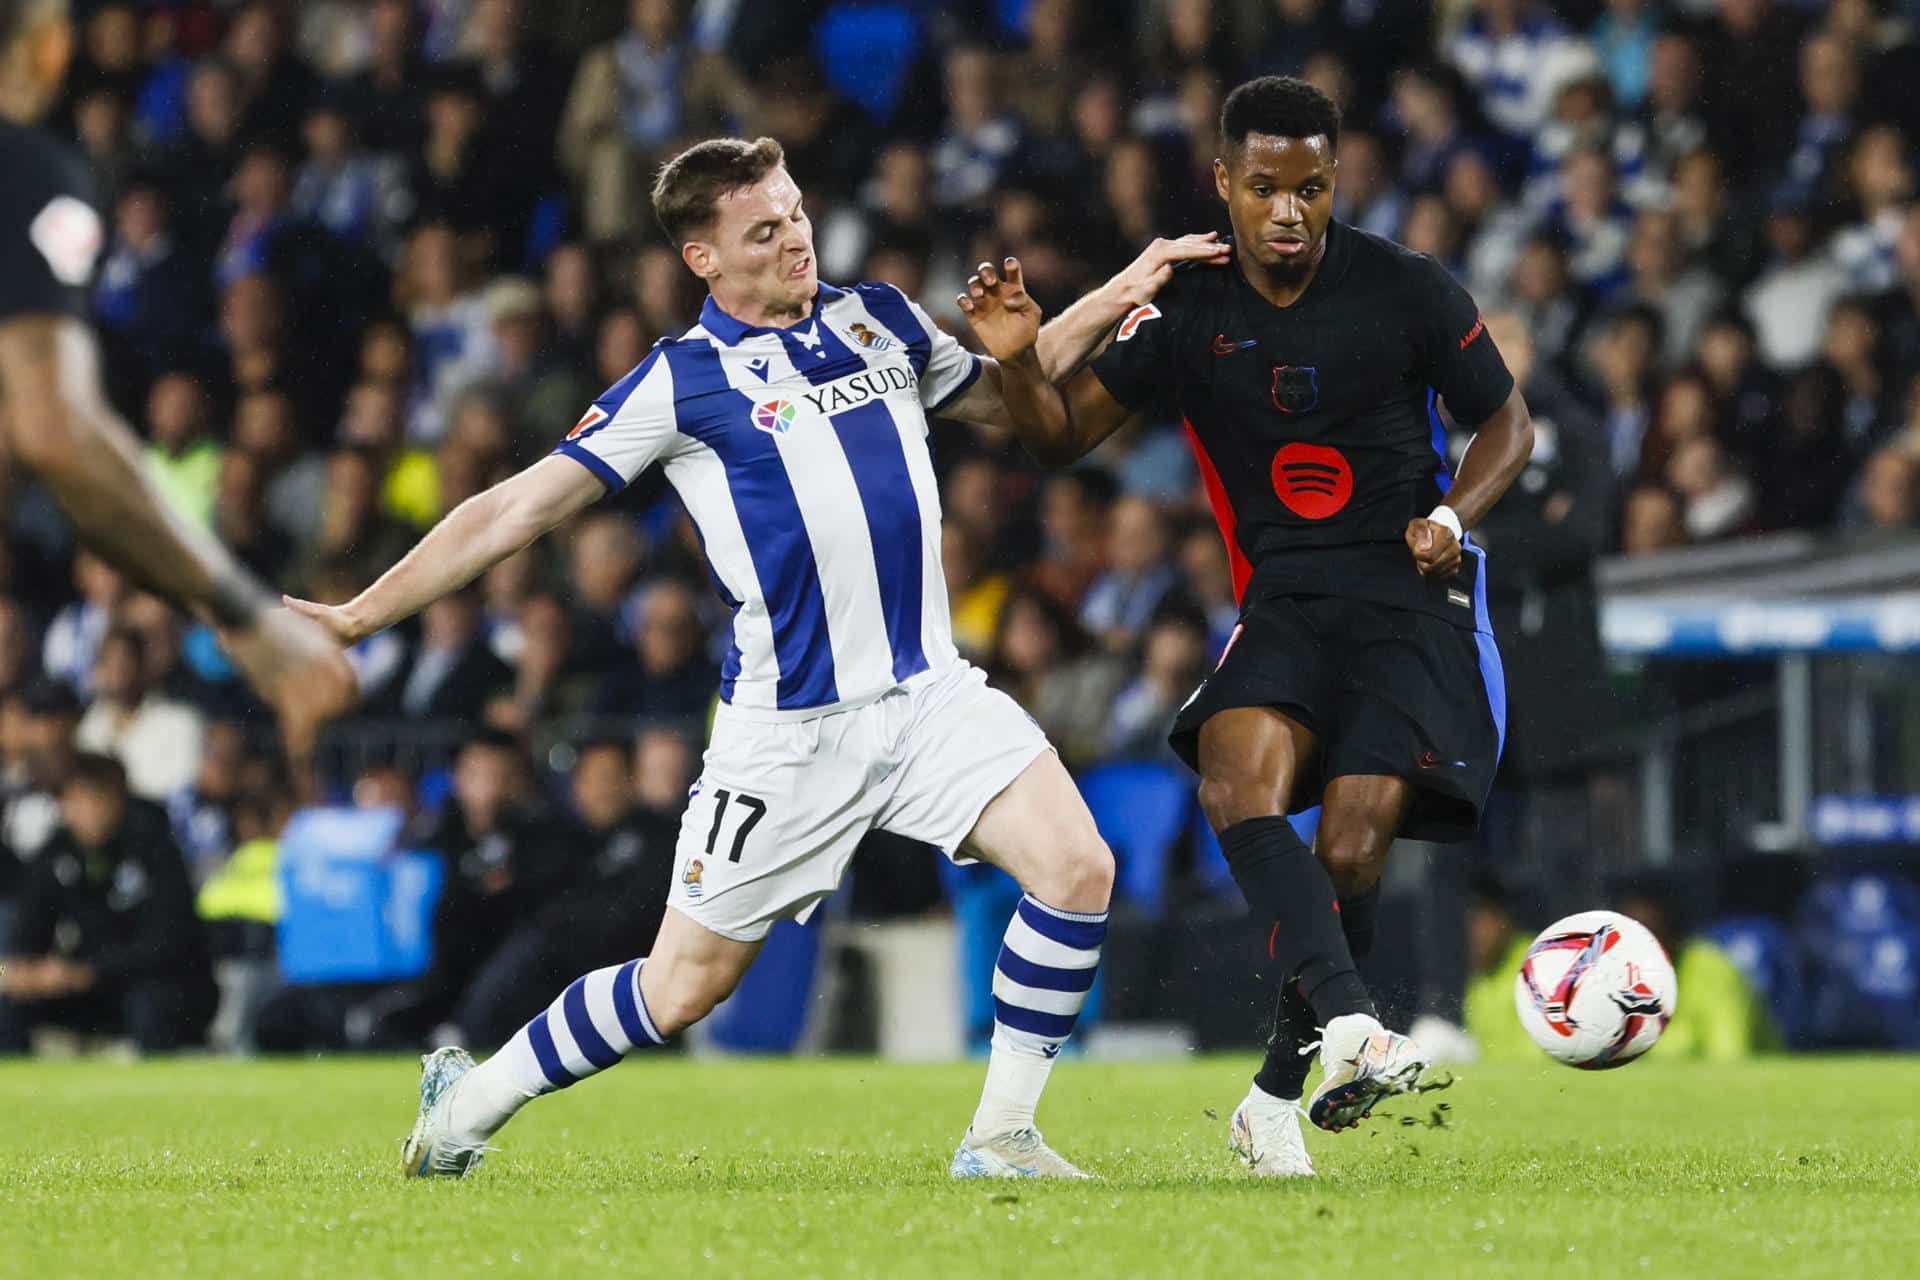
[1168,560,1506,843]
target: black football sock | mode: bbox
[1253,885,1385,1099]
[1339,885,1382,960]
[1217,817,1376,1028]
[1253,980,1318,1100]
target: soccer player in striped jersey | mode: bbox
[285,136,1227,1179]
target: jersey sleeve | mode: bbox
[1411,253,1514,427]
[551,346,681,493]
[0,149,104,324]
[1088,298,1175,414]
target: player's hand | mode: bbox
[957,258,1043,363]
[1109,232,1233,308]
[281,594,366,645]
[1405,518,1462,579]
[220,605,360,762]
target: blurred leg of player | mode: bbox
[403,663,1110,1179]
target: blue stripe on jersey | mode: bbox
[667,342,839,709]
[1465,542,1508,764]
[555,441,624,493]
[776,316,858,386]
[827,401,928,682]
[678,500,744,702]
[853,282,931,378]
[1426,388,1454,495]
[928,353,983,414]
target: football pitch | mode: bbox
[4,1055,1917,1279]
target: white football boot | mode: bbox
[400,1046,490,1178]
[950,1126,1095,1179]
[1306,1013,1430,1133]
[1229,1086,1316,1177]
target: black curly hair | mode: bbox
[1220,75,1341,156]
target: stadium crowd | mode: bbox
[4,0,1919,1055]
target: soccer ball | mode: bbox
[1514,910,1677,1069]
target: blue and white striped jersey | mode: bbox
[554,281,982,720]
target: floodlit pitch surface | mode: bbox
[3,1055,1916,1278]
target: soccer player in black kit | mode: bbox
[0,0,351,750]
[960,76,1533,1177]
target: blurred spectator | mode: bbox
[1666,436,1755,542]
[1620,483,1687,556]
[1477,310,1615,751]
[1851,446,1920,532]
[0,754,216,1056]
[1585,305,1660,478]
[44,552,127,695]
[932,45,1021,211]
[292,93,409,259]
[340,380,440,529]
[349,0,429,155]
[1032,468,1114,610]
[1331,129,1408,241]
[1177,524,1239,655]
[0,599,38,705]
[559,0,751,244]
[1538,146,1633,292]
[1590,0,1658,112]
[1080,495,1177,652]
[93,180,205,389]
[301,447,417,591]
[214,145,296,290]
[1743,197,1849,371]
[1750,367,1860,532]
[1830,124,1913,296]
[444,737,675,1049]
[1696,0,1809,183]
[76,627,205,802]
[1617,208,1724,369]
[158,56,247,247]
[381,588,513,723]
[1102,597,1210,761]
[942,524,1008,661]
[1447,0,1578,141]
[985,585,1125,769]
[142,371,221,529]
[1006,0,1090,141]
[594,580,718,720]
[566,513,648,673]
[1774,31,1860,210]
[211,451,294,587]
[168,720,248,884]
[399,222,495,442]
[632,726,696,815]
[231,389,327,555]
[0,681,84,905]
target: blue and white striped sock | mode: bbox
[972,895,1107,1138]
[448,958,665,1143]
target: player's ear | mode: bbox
[681,239,715,282]
[1213,156,1231,204]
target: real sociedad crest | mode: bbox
[1270,364,1319,414]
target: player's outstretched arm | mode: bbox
[285,455,604,644]
[0,315,356,753]
[953,259,1153,467]
[1032,233,1230,381]
[1407,385,1535,579]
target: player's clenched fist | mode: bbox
[957,257,1043,363]
[1404,517,1461,579]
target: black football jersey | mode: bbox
[1090,219,1514,625]
[0,118,104,325]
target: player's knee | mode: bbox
[1197,771,1288,833]
[1315,828,1389,898]
[644,960,741,1035]
[1033,832,1114,913]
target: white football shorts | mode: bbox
[666,660,1052,941]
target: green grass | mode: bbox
[3,1054,1917,1279]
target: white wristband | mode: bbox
[1427,505,1463,541]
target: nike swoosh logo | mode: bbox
[1213,335,1258,355]
[1418,751,1468,769]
